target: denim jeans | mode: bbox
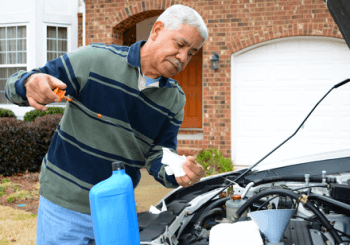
[36,195,95,245]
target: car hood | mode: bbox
[326,0,350,48]
[254,148,350,172]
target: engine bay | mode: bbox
[137,155,350,245]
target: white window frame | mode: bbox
[0,23,28,105]
[0,23,28,68]
[44,23,71,63]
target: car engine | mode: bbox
[137,166,350,245]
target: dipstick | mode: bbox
[54,87,105,119]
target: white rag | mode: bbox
[161,148,186,177]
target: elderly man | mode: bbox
[6,4,208,245]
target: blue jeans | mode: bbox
[36,195,96,245]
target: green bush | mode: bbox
[46,106,65,115]
[0,118,40,176]
[196,148,233,176]
[0,114,62,176]
[24,107,65,122]
[0,108,16,118]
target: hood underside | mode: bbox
[327,0,350,48]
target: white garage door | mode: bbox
[231,37,350,166]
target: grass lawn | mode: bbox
[0,206,37,245]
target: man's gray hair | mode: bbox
[156,4,208,43]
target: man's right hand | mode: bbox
[25,74,67,111]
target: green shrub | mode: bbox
[0,108,16,118]
[24,107,65,122]
[0,114,62,176]
[46,106,65,115]
[33,114,63,163]
[0,118,39,176]
[196,148,233,176]
[23,110,47,122]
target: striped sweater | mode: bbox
[5,41,185,214]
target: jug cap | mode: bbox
[112,161,125,170]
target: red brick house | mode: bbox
[79,0,350,166]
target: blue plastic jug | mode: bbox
[89,161,140,245]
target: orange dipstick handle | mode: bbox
[53,87,72,102]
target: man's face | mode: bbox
[149,21,203,78]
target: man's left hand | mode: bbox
[176,156,205,188]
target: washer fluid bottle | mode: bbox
[89,161,140,245]
[226,194,248,222]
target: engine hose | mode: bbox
[303,200,343,245]
[204,197,231,213]
[253,176,337,186]
[320,232,332,245]
[192,196,230,218]
[196,208,222,228]
[191,198,230,236]
[231,189,344,245]
[190,197,230,226]
[308,193,350,214]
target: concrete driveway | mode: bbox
[134,168,174,212]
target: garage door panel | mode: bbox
[339,90,350,106]
[235,66,268,87]
[236,63,343,88]
[232,37,350,166]
[304,116,335,134]
[238,88,306,108]
[236,112,304,136]
[237,43,348,63]
[302,65,335,81]
[236,134,348,166]
[237,88,332,114]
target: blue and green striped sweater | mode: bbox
[5,41,185,214]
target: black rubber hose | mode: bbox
[192,197,230,235]
[308,193,350,214]
[196,207,222,227]
[256,185,328,211]
[204,197,231,213]
[232,189,343,245]
[320,232,331,245]
[253,176,337,186]
[233,189,298,220]
[303,200,343,245]
[190,197,230,217]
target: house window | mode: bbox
[0,26,27,104]
[47,26,67,62]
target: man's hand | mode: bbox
[176,156,205,188]
[25,74,67,111]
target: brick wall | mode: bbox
[82,0,342,160]
[78,13,83,47]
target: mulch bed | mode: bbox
[0,170,40,215]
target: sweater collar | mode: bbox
[126,40,145,68]
[126,40,169,88]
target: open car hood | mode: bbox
[254,148,350,172]
[326,0,350,48]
